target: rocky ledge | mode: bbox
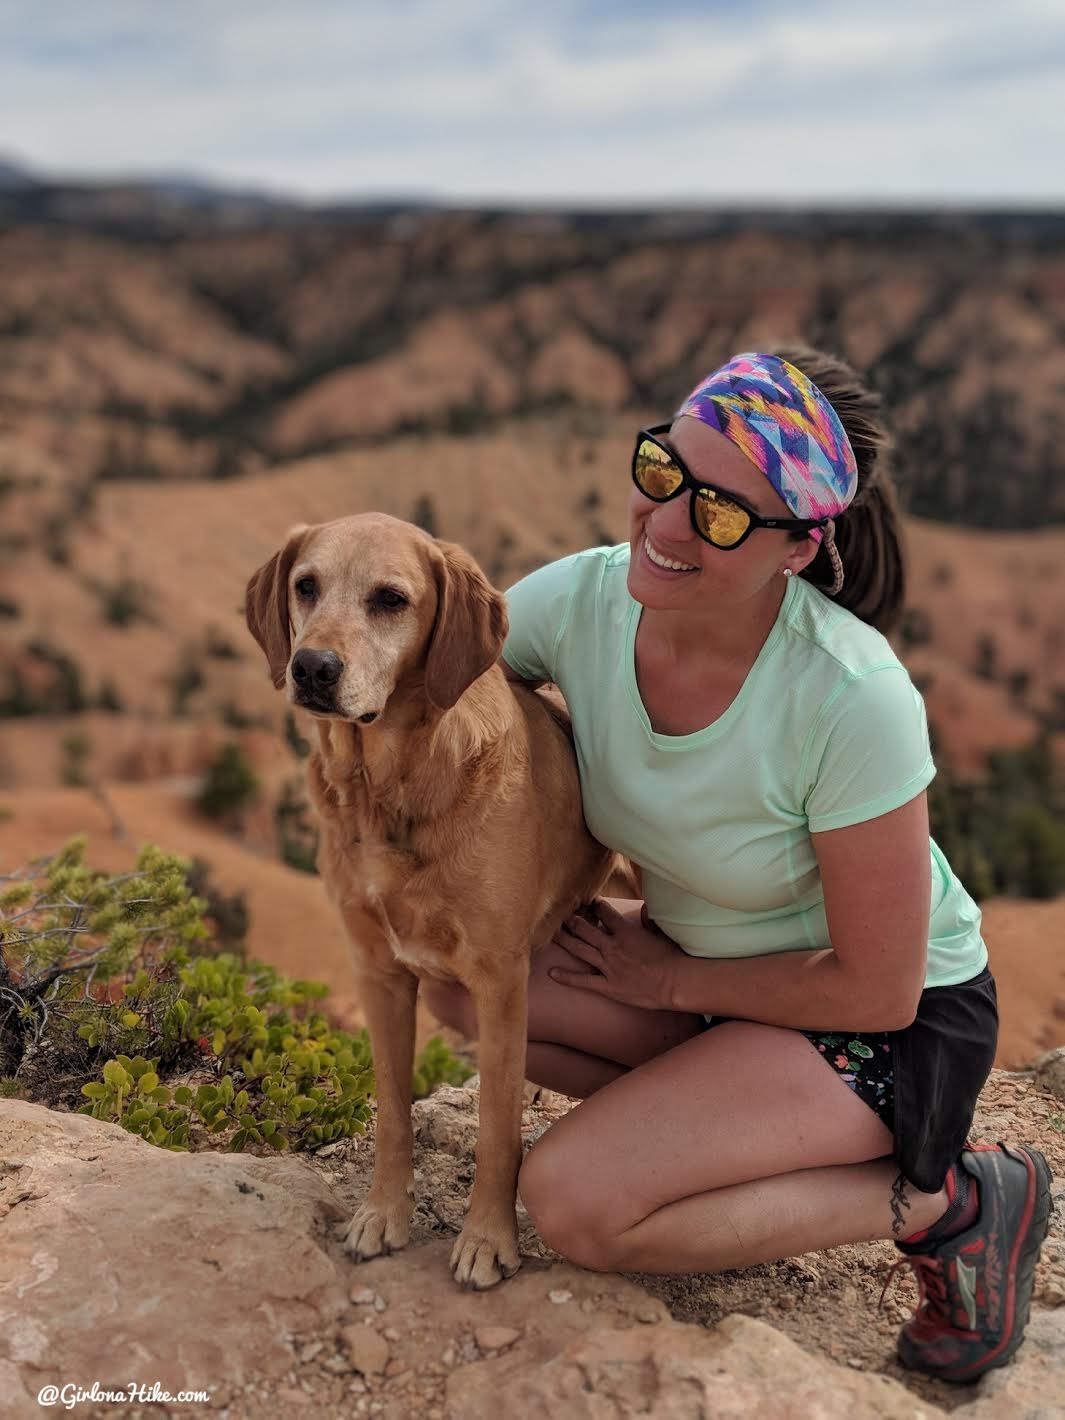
[1,1054,1063,1418]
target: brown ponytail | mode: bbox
[766,340,906,636]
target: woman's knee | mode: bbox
[420,978,476,1037]
[517,1136,618,1271]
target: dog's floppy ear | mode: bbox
[244,524,309,689]
[424,541,508,710]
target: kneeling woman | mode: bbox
[424,345,1052,1385]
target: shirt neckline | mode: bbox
[623,572,797,750]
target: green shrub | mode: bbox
[276,777,319,874]
[183,857,249,952]
[205,629,242,660]
[993,805,1065,899]
[76,956,377,1154]
[219,700,267,730]
[95,573,152,627]
[0,836,211,1081]
[285,711,311,760]
[928,735,1065,899]
[0,836,474,1153]
[412,1034,475,1097]
[0,640,86,717]
[197,742,261,822]
[411,494,438,537]
[60,732,92,787]
[96,678,124,713]
[171,654,204,716]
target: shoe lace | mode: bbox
[878,1253,950,1320]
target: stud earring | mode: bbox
[783,568,794,578]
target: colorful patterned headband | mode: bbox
[675,352,858,544]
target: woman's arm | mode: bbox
[501,656,546,690]
[668,793,931,1031]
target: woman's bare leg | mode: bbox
[552,1155,948,1274]
[517,1020,948,1273]
[420,907,943,1272]
[523,1042,626,1097]
[421,929,705,1097]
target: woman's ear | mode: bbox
[423,541,508,710]
[244,524,309,689]
[782,532,822,579]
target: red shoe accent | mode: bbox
[882,1143,1054,1384]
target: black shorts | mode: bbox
[702,967,998,1194]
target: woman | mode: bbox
[423,345,1053,1384]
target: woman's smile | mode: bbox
[640,533,699,577]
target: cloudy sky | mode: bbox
[2,0,1063,206]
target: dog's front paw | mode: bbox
[450,1219,521,1290]
[343,1195,414,1260]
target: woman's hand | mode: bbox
[549,897,687,1010]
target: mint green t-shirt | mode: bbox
[502,543,987,990]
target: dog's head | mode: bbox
[244,512,508,721]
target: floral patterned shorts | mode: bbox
[799,1029,895,1129]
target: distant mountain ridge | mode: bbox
[2,204,1063,530]
[0,154,447,230]
[2,153,1064,238]
[1,202,1063,891]
[0,157,41,190]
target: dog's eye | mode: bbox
[295,576,316,599]
[372,587,407,612]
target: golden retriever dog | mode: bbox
[244,512,616,1289]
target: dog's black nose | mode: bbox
[291,648,343,693]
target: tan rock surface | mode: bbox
[447,1312,942,1419]
[0,1099,350,1416]
[1,1069,1063,1419]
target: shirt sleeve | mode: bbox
[800,666,936,833]
[501,552,582,683]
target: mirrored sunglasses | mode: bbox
[631,425,829,551]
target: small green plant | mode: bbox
[1048,1113,1065,1133]
[411,494,438,537]
[898,607,932,649]
[205,628,242,660]
[183,857,249,952]
[285,711,311,760]
[411,1034,475,1097]
[78,986,377,1154]
[94,572,152,627]
[196,742,261,823]
[1,836,475,1153]
[219,701,267,730]
[276,777,319,874]
[0,836,211,1081]
[96,677,124,713]
[81,1055,193,1149]
[993,804,1065,899]
[60,732,93,787]
[927,735,1065,901]
[171,653,204,716]
[0,639,86,717]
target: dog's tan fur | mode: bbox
[245,512,615,1288]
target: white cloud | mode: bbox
[1,0,1063,202]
